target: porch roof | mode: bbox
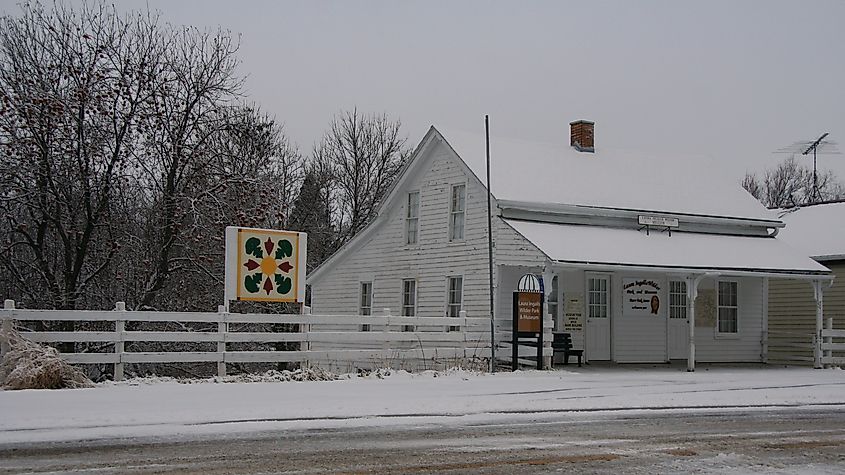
[505,219,831,279]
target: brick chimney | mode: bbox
[570,120,594,152]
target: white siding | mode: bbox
[694,276,765,362]
[312,138,545,322]
[768,262,845,365]
[612,273,668,363]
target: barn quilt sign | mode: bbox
[224,227,307,303]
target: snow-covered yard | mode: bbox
[2,365,844,446]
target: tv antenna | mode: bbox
[775,133,841,203]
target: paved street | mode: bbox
[2,406,844,474]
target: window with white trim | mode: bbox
[669,280,687,320]
[717,281,738,334]
[406,191,419,245]
[360,282,372,331]
[587,277,608,318]
[448,184,466,241]
[447,276,463,332]
[402,279,416,331]
[447,276,463,318]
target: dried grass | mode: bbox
[0,326,94,390]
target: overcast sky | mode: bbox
[6,0,845,179]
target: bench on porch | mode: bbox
[552,332,583,367]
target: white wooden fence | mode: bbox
[820,318,845,367]
[0,300,553,379]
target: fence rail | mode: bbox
[0,300,503,379]
[821,317,845,367]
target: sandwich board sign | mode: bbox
[224,226,307,304]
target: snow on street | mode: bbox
[1,365,844,446]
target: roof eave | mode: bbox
[498,200,784,229]
[549,259,832,281]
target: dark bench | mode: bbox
[552,332,583,367]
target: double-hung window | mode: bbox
[669,280,687,320]
[402,279,416,332]
[717,281,738,334]
[449,184,466,241]
[359,282,373,331]
[447,276,463,331]
[406,191,419,245]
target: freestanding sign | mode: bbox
[224,226,307,305]
[512,274,544,371]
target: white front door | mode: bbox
[586,275,611,360]
[668,280,689,359]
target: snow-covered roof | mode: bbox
[777,201,845,261]
[505,219,830,276]
[439,127,777,222]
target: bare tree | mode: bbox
[0,1,164,310]
[143,105,304,311]
[313,109,409,247]
[131,25,243,310]
[743,156,845,208]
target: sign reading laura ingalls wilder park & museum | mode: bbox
[622,278,662,316]
[516,291,542,333]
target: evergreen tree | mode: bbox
[289,168,335,272]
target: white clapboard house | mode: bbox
[307,121,832,368]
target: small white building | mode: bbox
[307,121,831,368]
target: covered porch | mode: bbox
[499,220,832,370]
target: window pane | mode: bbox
[451,185,465,212]
[402,280,416,316]
[406,192,419,244]
[717,281,738,333]
[360,282,372,316]
[448,277,462,317]
[449,185,466,241]
[669,280,687,319]
[718,308,737,333]
[408,192,419,218]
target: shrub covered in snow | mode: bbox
[0,326,94,390]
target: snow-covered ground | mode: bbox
[1,365,844,446]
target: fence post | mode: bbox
[113,302,126,381]
[459,310,467,359]
[382,308,392,362]
[824,317,833,367]
[217,305,227,377]
[1,299,15,358]
[302,305,311,369]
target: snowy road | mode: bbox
[1,407,844,474]
[1,366,845,473]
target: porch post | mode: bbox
[812,280,825,369]
[685,275,700,372]
[542,267,555,368]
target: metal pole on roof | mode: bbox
[486,115,496,373]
